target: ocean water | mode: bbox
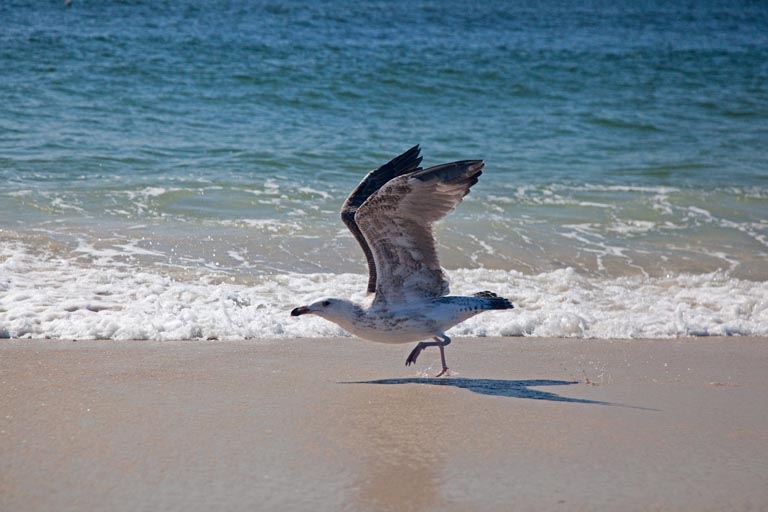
[1,0,767,340]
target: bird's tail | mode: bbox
[473,291,514,310]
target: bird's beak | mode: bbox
[291,306,311,317]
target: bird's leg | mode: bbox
[434,334,451,377]
[405,334,452,377]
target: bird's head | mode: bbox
[290,298,357,321]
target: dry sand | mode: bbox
[1,336,767,511]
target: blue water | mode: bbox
[1,1,767,340]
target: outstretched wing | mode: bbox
[354,159,484,307]
[341,145,423,294]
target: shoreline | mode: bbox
[2,336,767,511]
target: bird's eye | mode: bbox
[322,300,331,307]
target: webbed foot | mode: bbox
[405,343,424,366]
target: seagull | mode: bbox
[291,145,514,376]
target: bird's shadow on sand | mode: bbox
[343,378,653,409]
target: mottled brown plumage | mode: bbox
[291,146,513,376]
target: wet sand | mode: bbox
[1,336,767,511]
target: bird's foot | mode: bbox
[405,344,423,366]
[435,367,450,378]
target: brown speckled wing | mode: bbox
[355,159,484,307]
[341,145,423,294]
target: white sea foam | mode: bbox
[217,218,302,231]
[1,244,766,341]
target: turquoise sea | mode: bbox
[1,0,767,340]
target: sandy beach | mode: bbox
[1,336,766,511]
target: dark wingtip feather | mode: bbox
[473,291,499,298]
[473,291,514,309]
[343,145,424,213]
